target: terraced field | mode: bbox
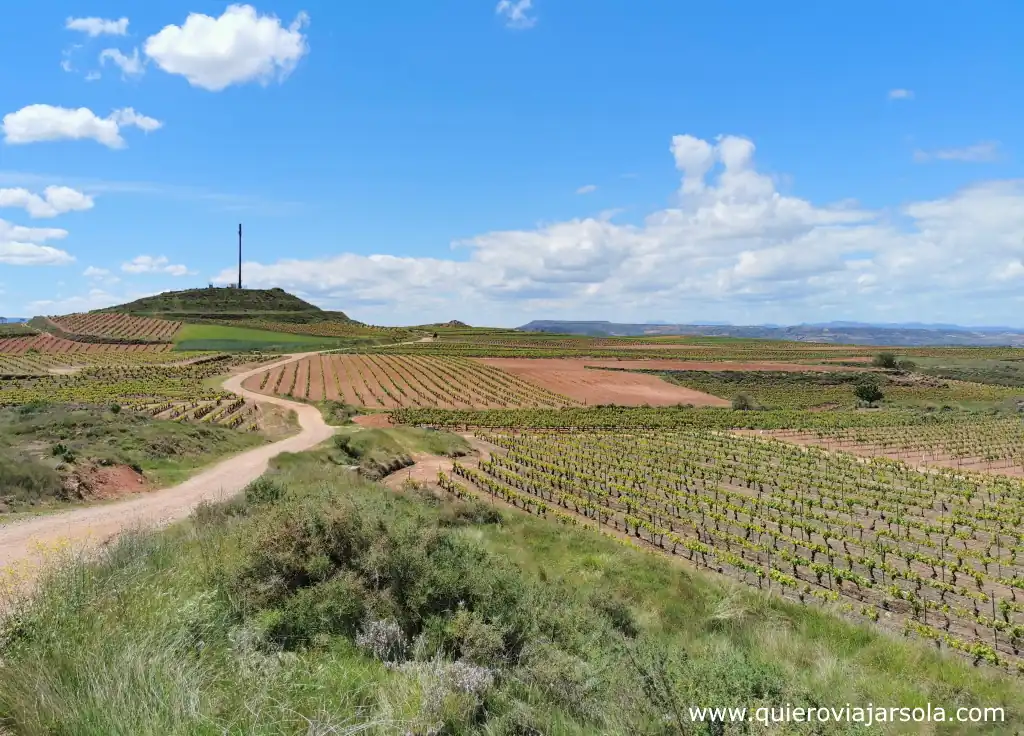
[0,353,269,431]
[0,334,173,353]
[49,313,182,342]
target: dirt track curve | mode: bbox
[0,353,335,589]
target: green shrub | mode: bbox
[731,392,760,411]
[872,352,898,369]
[854,379,884,405]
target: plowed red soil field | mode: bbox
[242,354,579,409]
[475,358,734,407]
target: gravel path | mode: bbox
[0,352,335,591]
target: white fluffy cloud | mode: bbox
[2,105,162,148]
[0,186,94,218]
[576,184,597,195]
[143,4,309,91]
[0,218,74,266]
[913,141,1000,163]
[496,0,537,29]
[100,47,144,77]
[211,131,1024,326]
[66,16,129,37]
[121,255,192,276]
[888,88,914,100]
[25,287,160,315]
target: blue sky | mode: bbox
[1,1,1023,326]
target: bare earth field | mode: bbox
[477,358,732,406]
[573,358,868,371]
[243,354,575,409]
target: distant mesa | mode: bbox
[437,320,470,328]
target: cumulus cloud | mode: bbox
[121,255,192,276]
[25,287,161,315]
[143,4,309,91]
[913,141,1000,163]
[0,218,74,266]
[0,186,94,218]
[83,266,110,278]
[211,133,1024,326]
[888,88,914,100]
[576,184,597,195]
[2,105,162,148]
[100,47,144,77]
[496,0,537,29]
[66,16,129,37]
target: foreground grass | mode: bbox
[1,455,1022,734]
[290,421,470,479]
[0,404,265,511]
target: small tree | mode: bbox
[895,359,917,373]
[854,379,884,406]
[872,352,898,369]
[731,392,759,411]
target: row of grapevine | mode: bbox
[246,354,579,409]
[445,428,1024,670]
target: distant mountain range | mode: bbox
[0,318,28,323]
[517,320,1024,347]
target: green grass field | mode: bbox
[173,323,346,352]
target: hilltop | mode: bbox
[96,287,355,325]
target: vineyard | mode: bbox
[47,313,182,343]
[389,404,992,431]
[0,334,172,354]
[748,418,1024,476]
[0,352,268,431]
[658,369,1022,409]
[439,428,1024,669]
[369,337,1024,362]
[244,354,578,409]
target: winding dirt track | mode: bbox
[0,353,335,587]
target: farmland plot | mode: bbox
[49,313,182,342]
[244,354,578,408]
[746,418,1024,477]
[0,334,172,353]
[441,429,1024,669]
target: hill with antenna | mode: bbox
[95,287,356,324]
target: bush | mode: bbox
[0,453,63,504]
[854,379,884,405]
[731,392,759,411]
[872,352,899,369]
[243,477,287,505]
[895,360,917,373]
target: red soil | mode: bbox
[575,358,866,372]
[353,413,393,428]
[476,358,731,407]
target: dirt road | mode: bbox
[0,353,335,590]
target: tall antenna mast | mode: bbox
[237,223,243,289]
